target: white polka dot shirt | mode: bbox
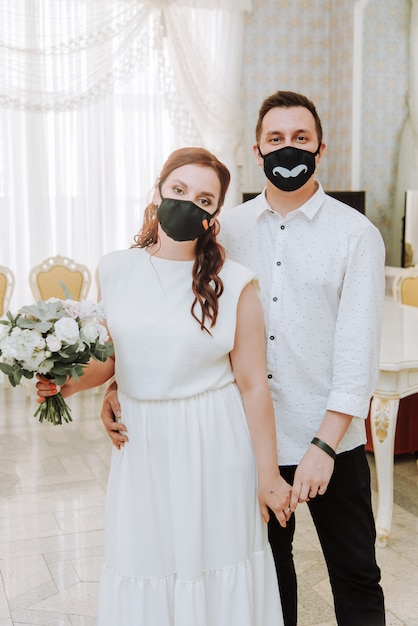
[219,184,386,465]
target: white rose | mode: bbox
[80,320,99,344]
[54,317,80,344]
[78,300,99,319]
[7,328,45,361]
[0,323,10,341]
[62,300,81,319]
[46,335,62,352]
[37,359,54,375]
[0,338,15,363]
[98,324,109,343]
[96,306,105,322]
[22,349,49,371]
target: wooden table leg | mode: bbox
[369,395,399,547]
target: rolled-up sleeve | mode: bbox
[327,224,386,419]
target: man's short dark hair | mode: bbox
[255,91,323,146]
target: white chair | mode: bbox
[29,255,91,302]
[0,265,14,317]
[392,266,418,307]
[0,265,15,391]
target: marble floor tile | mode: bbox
[0,387,417,625]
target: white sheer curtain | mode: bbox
[392,0,418,267]
[0,0,250,310]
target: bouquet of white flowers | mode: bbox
[0,298,114,425]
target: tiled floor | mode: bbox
[0,385,417,625]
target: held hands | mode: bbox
[260,438,336,527]
[289,442,335,510]
[258,474,293,528]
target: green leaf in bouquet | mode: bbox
[77,352,91,364]
[10,364,23,386]
[50,363,68,375]
[7,373,19,387]
[57,349,75,361]
[91,341,114,361]
[68,363,86,380]
[51,373,69,386]
[56,350,89,364]
[0,363,12,374]
[0,363,32,387]
[16,317,37,328]
[47,368,70,385]
[0,362,15,379]
[5,310,16,324]
[17,318,54,333]
[20,300,67,322]
[59,345,83,359]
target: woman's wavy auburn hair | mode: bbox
[132,147,231,333]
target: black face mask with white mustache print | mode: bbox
[258,144,321,192]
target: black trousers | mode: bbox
[268,446,385,626]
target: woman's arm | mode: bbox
[36,354,115,400]
[230,282,293,527]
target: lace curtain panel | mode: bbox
[0,1,249,309]
[0,3,160,112]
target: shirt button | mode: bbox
[280,225,285,230]
[276,261,281,266]
[270,335,275,340]
[273,297,278,302]
[267,374,273,379]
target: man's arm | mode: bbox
[101,382,129,449]
[290,410,352,507]
[291,223,385,507]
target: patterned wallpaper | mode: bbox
[240,0,410,265]
[361,0,409,265]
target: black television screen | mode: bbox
[325,191,365,215]
[242,192,259,203]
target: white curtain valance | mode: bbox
[0,0,250,113]
[0,2,160,112]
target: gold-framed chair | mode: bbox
[0,265,15,318]
[29,255,91,302]
[392,266,418,307]
[0,265,15,391]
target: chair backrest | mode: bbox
[392,266,418,307]
[29,255,91,302]
[0,265,15,317]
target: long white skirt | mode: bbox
[98,383,284,626]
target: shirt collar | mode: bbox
[256,182,326,221]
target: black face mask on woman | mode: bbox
[258,144,321,192]
[157,193,219,242]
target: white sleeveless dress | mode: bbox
[98,247,283,626]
